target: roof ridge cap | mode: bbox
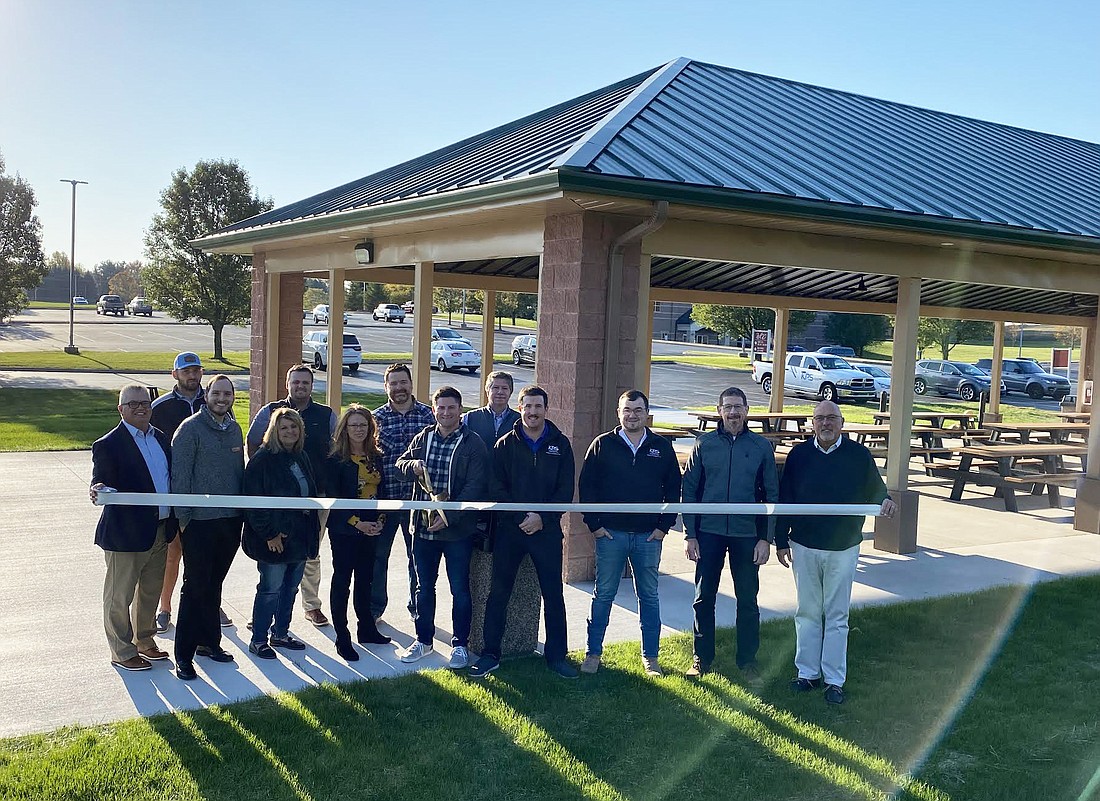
[551,57,693,170]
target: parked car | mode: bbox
[311,304,348,325]
[432,327,471,344]
[854,364,891,400]
[818,344,857,358]
[431,340,480,372]
[750,352,876,402]
[126,297,153,317]
[511,334,537,365]
[302,331,362,372]
[95,294,125,316]
[786,344,807,352]
[974,358,1071,399]
[914,359,1003,401]
[372,303,406,323]
[72,296,88,305]
[401,300,415,313]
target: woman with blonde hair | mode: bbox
[242,408,320,659]
[326,404,391,661]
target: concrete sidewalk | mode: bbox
[2,450,1098,738]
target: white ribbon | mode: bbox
[94,491,883,516]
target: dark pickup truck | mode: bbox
[96,295,125,316]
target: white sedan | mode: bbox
[431,341,480,373]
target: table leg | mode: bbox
[996,457,1018,512]
[950,454,974,501]
[1043,456,1062,509]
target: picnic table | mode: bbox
[872,411,978,430]
[949,443,1087,512]
[984,421,1089,445]
[1054,411,1091,423]
[690,411,810,434]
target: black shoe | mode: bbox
[685,657,710,677]
[335,640,360,662]
[248,641,277,659]
[824,684,845,705]
[739,662,763,682]
[175,661,197,681]
[196,646,235,663]
[468,654,500,678]
[270,634,306,651]
[357,629,392,645]
[547,660,579,679]
[790,676,823,692]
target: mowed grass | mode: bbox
[1,576,1098,800]
[864,338,1074,365]
[0,351,250,373]
[0,390,389,452]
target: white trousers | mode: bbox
[791,541,860,687]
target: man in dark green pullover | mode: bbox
[775,400,896,706]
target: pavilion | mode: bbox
[197,57,1100,580]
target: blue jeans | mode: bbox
[586,530,663,658]
[251,560,306,645]
[372,510,418,620]
[412,536,474,648]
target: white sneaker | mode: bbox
[399,641,434,663]
[448,646,470,669]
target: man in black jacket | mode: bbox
[775,401,895,706]
[247,364,337,627]
[90,385,177,671]
[578,389,682,676]
[396,386,489,669]
[469,385,578,679]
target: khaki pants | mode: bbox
[300,513,328,612]
[103,526,169,662]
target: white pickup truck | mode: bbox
[750,352,878,403]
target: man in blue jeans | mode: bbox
[395,386,488,669]
[578,389,682,676]
[682,386,778,680]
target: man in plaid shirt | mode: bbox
[372,364,434,623]
[395,386,489,669]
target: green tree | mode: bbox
[142,160,272,358]
[690,304,814,344]
[434,287,462,324]
[107,261,143,301]
[823,312,891,356]
[0,153,47,322]
[917,317,995,360]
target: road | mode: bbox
[0,308,1070,413]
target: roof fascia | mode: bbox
[550,57,692,170]
[556,169,1100,257]
[193,173,564,253]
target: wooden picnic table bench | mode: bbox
[948,443,1087,512]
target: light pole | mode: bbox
[60,179,87,355]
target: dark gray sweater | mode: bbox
[171,407,245,528]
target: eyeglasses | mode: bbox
[122,400,152,411]
[813,415,842,423]
[347,423,370,429]
[719,404,747,412]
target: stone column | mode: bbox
[875,275,919,554]
[539,211,643,581]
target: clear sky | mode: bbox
[3,0,1099,268]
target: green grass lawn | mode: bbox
[27,300,94,310]
[0,351,251,373]
[863,338,1074,364]
[1,575,1097,800]
[653,352,754,372]
[733,400,1062,425]
[0,389,388,452]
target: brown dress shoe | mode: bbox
[137,647,170,661]
[304,609,330,627]
[112,655,152,671]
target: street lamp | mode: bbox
[60,179,87,355]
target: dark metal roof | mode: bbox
[217,69,657,234]
[215,57,1100,248]
[369,256,1096,318]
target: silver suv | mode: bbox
[975,358,1071,399]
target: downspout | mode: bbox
[601,200,669,429]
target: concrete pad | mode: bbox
[1,450,1097,738]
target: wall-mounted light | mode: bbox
[354,241,374,265]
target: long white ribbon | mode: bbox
[94,491,882,516]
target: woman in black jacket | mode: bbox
[243,408,320,659]
[327,404,391,661]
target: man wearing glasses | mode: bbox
[775,400,895,705]
[682,386,778,679]
[90,385,177,671]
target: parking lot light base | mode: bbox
[64,345,80,355]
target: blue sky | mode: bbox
[3,0,1099,268]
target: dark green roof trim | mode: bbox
[193,172,564,251]
[555,168,1100,257]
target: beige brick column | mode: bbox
[539,211,644,582]
[248,254,304,420]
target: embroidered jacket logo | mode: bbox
[546,445,561,455]
[647,448,661,457]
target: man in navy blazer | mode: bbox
[90,384,178,671]
[462,371,520,448]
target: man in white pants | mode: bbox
[774,401,896,705]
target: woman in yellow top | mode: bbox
[326,405,391,661]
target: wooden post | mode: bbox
[988,320,1005,421]
[480,290,496,404]
[1074,322,1100,533]
[769,307,789,412]
[412,261,435,402]
[635,254,654,397]
[326,269,345,411]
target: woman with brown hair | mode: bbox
[242,407,320,660]
[327,404,391,661]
